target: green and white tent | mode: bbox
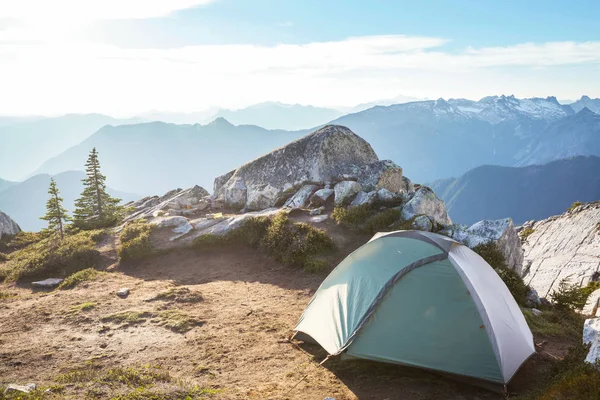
[293,230,535,385]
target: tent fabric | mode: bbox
[293,230,535,384]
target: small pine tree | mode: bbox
[40,178,71,239]
[73,148,122,230]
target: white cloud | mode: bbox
[0,31,598,116]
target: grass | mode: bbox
[148,287,203,304]
[0,231,101,283]
[0,252,7,262]
[523,308,585,340]
[101,311,155,325]
[69,302,96,313]
[520,227,535,241]
[58,267,104,289]
[119,221,154,261]
[568,201,583,212]
[331,205,372,229]
[0,290,15,300]
[157,310,204,333]
[193,212,335,272]
[0,231,42,253]
[331,205,423,235]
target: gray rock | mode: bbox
[412,215,433,232]
[350,191,377,208]
[357,160,405,193]
[522,202,600,298]
[334,181,362,206]
[150,216,193,241]
[0,210,20,240]
[310,207,325,216]
[116,288,130,298]
[4,383,36,394]
[584,318,600,364]
[583,289,600,316]
[31,278,63,288]
[309,188,334,207]
[192,218,224,231]
[530,308,543,316]
[310,215,329,223]
[214,125,378,210]
[526,289,542,307]
[123,185,210,223]
[400,187,452,226]
[376,188,403,205]
[284,185,318,209]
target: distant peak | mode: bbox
[545,96,559,105]
[581,95,592,101]
[209,117,234,127]
[575,107,596,116]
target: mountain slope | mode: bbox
[0,178,17,193]
[429,156,600,225]
[34,119,306,195]
[0,171,138,231]
[214,102,342,130]
[569,95,600,114]
[0,114,140,181]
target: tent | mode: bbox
[293,230,535,385]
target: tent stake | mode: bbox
[285,354,332,396]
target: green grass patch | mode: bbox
[520,227,535,241]
[101,311,155,325]
[148,287,203,304]
[568,201,583,212]
[68,302,96,314]
[523,308,585,340]
[331,205,419,235]
[0,291,15,300]
[119,221,154,261]
[0,231,42,253]
[331,205,372,229]
[157,310,203,333]
[59,268,104,290]
[0,231,101,283]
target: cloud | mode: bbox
[0,33,598,115]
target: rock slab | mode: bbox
[31,278,63,288]
[0,210,20,240]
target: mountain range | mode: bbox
[0,171,138,231]
[429,156,600,225]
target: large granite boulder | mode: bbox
[357,160,411,194]
[214,125,379,210]
[440,218,523,271]
[522,201,600,298]
[0,211,20,240]
[350,191,377,208]
[400,187,451,226]
[334,181,362,206]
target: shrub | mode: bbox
[331,205,372,229]
[119,221,154,261]
[472,242,529,306]
[551,279,588,310]
[59,268,104,290]
[0,232,100,282]
[568,201,583,212]
[520,227,535,241]
[0,231,41,253]
[363,208,402,234]
[0,252,6,262]
[522,308,584,339]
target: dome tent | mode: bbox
[293,230,534,385]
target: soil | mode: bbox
[0,216,572,399]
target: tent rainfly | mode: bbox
[293,230,535,385]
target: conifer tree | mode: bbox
[40,177,70,239]
[73,148,122,229]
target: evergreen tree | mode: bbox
[73,148,122,229]
[40,178,70,239]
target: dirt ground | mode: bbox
[0,217,565,399]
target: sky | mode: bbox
[0,0,599,116]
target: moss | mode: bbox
[148,287,203,304]
[101,311,155,325]
[119,221,154,261]
[59,268,104,290]
[0,231,101,283]
[472,242,529,306]
[157,310,203,333]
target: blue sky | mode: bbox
[0,0,598,116]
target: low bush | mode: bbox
[0,231,41,253]
[520,227,535,241]
[0,232,101,282]
[0,252,6,262]
[59,268,104,290]
[331,205,372,229]
[119,221,154,261]
[568,201,583,212]
[472,242,529,306]
[522,308,584,340]
[363,208,402,234]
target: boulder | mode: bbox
[124,185,210,222]
[0,210,20,240]
[150,216,193,241]
[522,201,600,298]
[357,160,406,193]
[439,218,523,272]
[310,207,325,216]
[310,215,329,223]
[400,187,451,226]
[334,181,362,206]
[31,278,63,288]
[284,185,319,209]
[376,188,403,205]
[309,189,334,207]
[350,191,377,208]
[526,289,542,308]
[583,318,600,364]
[116,288,130,298]
[412,215,433,232]
[530,308,543,316]
[214,125,379,210]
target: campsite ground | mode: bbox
[0,217,573,399]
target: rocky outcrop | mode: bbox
[350,191,377,208]
[214,125,379,210]
[334,181,362,206]
[440,218,523,271]
[0,210,20,240]
[400,187,452,226]
[522,201,600,298]
[124,185,210,222]
[357,160,408,194]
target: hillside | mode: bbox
[429,156,600,225]
[0,114,140,181]
[34,119,305,195]
[0,171,138,231]
[0,178,16,192]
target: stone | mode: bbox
[357,160,405,193]
[4,383,36,394]
[284,185,319,209]
[377,188,403,205]
[0,210,21,240]
[526,289,542,308]
[150,216,193,241]
[309,189,334,207]
[350,191,377,208]
[214,125,378,210]
[192,218,223,231]
[31,278,63,288]
[583,318,600,364]
[583,288,600,316]
[116,288,130,298]
[522,201,600,298]
[310,207,325,216]
[412,215,433,232]
[530,308,543,316]
[400,187,452,226]
[123,185,210,223]
[334,181,362,206]
[310,215,329,223]
[188,208,282,239]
